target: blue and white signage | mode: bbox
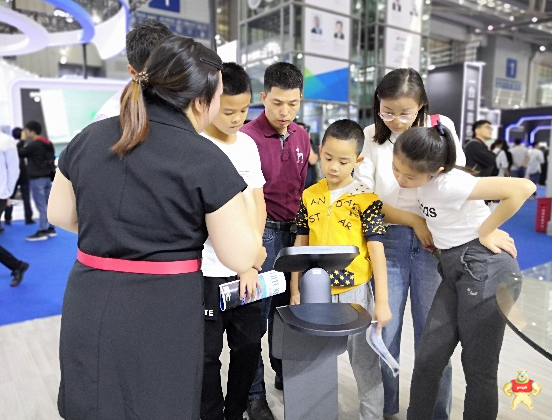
[149,0,180,13]
[506,58,517,79]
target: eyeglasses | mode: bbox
[378,112,417,124]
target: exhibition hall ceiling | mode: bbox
[0,0,149,56]
[432,0,552,45]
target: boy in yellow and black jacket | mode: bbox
[290,119,390,420]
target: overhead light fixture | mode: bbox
[60,56,67,64]
[509,16,514,21]
[532,17,538,23]
[540,46,546,52]
[538,25,543,30]
[488,25,494,30]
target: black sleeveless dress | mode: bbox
[57,100,246,420]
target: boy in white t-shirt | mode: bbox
[390,123,535,420]
[200,63,267,420]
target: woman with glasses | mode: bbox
[354,68,466,420]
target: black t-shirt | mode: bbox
[58,100,246,261]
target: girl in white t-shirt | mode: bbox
[392,123,535,420]
[355,68,462,419]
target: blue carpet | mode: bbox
[0,192,551,327]
[0,222,77,326]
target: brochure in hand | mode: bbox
[366,322,400,377]
[219,270,286,311]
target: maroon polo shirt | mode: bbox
[241,111,310,222]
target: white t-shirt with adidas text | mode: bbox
[417,169,490,250]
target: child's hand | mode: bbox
[290,292,300,306]
[372,303,392,333]
[411,217,434,248]
[238,269,262,302]
[479,229,517,258]
[253,246,267,272]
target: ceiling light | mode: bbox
[488,25,494,30]
[538,25,543,30]
[503,3,510,8]
[297,53,303,59]
[92,14,101,24]
[475,28,482,33]
[509,16,514,21]
[540,46,546,52]
[532,17,538,23]
[60,56,67,64]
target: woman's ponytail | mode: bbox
[112,74,150,158]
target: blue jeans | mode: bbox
[510,167,525,178]
[30,177,52,231]
[380,225,452,419]
[248,226,294,400]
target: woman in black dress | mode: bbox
[48,36,261,420]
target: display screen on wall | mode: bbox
[304,56,349,102]
[11,78,127,153]
[19,88,120,146]
[304,7,350,61]
[384,27,421,70]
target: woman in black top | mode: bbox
[48,36,261,420]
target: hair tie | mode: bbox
[434,120,445,136]
[200,57,223,70]
[132,71,149,85]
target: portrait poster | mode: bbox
[386,0,423,33]
[384,27,421,70]
[304,7,350,61]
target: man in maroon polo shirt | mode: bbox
[241,62,310,420]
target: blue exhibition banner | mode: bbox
[131,11,210,40]
[149,0,180,13]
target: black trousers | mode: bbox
[4,178,33,223]
[0,199,21,272]
[407,240,521,420]
[201,276,262,420]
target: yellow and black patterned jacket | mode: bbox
[295,179,386,295]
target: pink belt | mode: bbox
[77,249,201,275]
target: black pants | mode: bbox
[4,178,33,223]
[0,199,22,272]
[407,239,522,420]
[201,276,262,420]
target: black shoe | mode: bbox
[25,220,35,225]
[247,399,275,420]
[10,262,29,287]
[274,374,283,391]
[46,227,57,237]
[26,230,49,241]
[4,220,11,226]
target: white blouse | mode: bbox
[354,114,466,216]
